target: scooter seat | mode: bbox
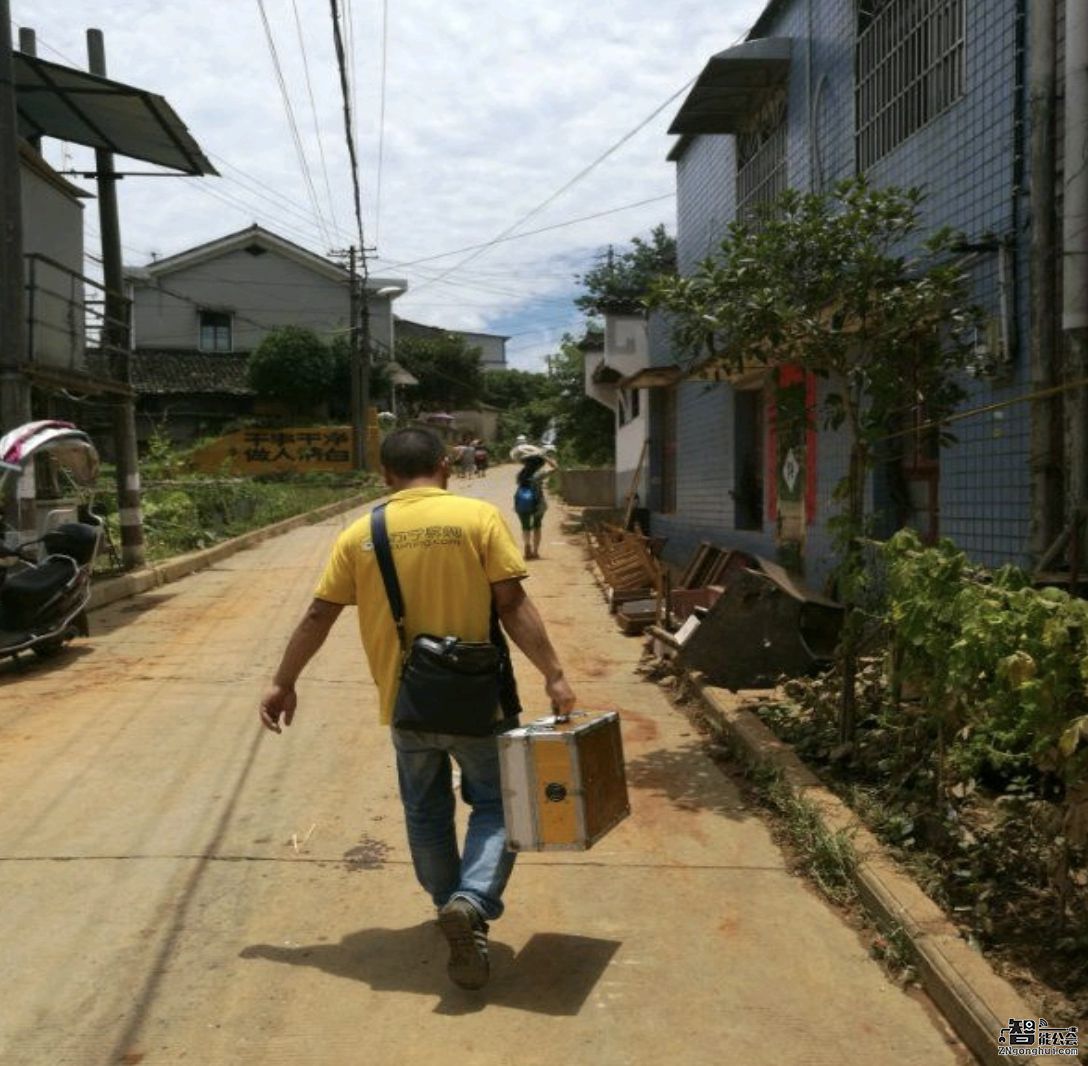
[42,522,100,566]
[1,557,78,629]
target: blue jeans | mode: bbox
[391,728,517,922]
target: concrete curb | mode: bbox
[692,677,1047,1066]
[88,490,383,613]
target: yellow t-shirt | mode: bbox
[314,487,528,725]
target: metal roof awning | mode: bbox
[668,38,791,141]
[13,51,216,176]
[619,366,684,389]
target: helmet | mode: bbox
[515,434,528,444]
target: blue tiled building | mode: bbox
[644,0,1079,589]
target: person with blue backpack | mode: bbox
[513,452,556,560]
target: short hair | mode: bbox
[380,427,447,478]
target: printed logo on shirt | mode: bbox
[387,526,465,549]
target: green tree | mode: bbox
[247,326,334,413]
[395,334,484,413]
[481,368,549,410]
[649,178,979,738]
[575,223,677,316]
[481,368,556,454]
[328,334,391,420]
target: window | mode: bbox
[630,387,641,421]
[199,310,232,352]
[736,92,787,223]
[855,0,966,171]
[733,389,764,530]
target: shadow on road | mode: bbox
[90,591,178,637]
[0,643,94,688]
[624,740,752,821]
[241,925,622,1016]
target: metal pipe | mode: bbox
[1028,0,1063,562]
[16,28,41,154]
[1063,0,1088,553]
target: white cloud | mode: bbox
[13,0,766,369]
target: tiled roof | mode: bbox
[86,349,253,396]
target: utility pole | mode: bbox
[331,244,370,470]
[0,0,35,540]
[359,246,372,472]
[349,245,366,470]
[87,29,145,568]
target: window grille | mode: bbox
[855,0,966,170]
[199,310,232,352]
[736,94,787,222]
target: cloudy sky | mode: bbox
[13,0,766,370]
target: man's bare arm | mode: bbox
[492,579,576,716]
[259,598,345,733]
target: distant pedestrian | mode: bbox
[458,435,477,478]
[474,441,489,477]
[259,427,576,991]
[513,453,556,560]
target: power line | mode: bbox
[254,0,332,248]
[382,193,675,270]
[205,151,355,245]
[375,0,390,248]
[10,22,79,65]
[344,0,359,174]
[184,178,340,253]
[329,0,366,253]
[408,80,694,294]
[291,0,341,237]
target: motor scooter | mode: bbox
[0,420,104,661]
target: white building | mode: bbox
[583,312,657,507]
[127,224,406,357]
[20,141,88,373]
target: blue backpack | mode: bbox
[514,480,541,515]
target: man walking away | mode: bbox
[259,427,576,991]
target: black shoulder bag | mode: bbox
[370,504,522,736]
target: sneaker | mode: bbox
[437,898,490,990]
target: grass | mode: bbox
[93,471,385,570]
[759,771,860,906]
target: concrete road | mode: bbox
[0,469,970,1066]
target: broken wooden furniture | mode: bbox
[584,523,667,634]
[677,558,844,689]
[668,541,757,625]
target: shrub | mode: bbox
[247,327,334,412]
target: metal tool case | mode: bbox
[498,710,630,852]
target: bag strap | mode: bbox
[372,501,516,677]
[370,504,408,657]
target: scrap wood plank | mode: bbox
[621,438,650,530]
[677,542,713,590]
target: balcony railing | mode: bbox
[24,252,131,380]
